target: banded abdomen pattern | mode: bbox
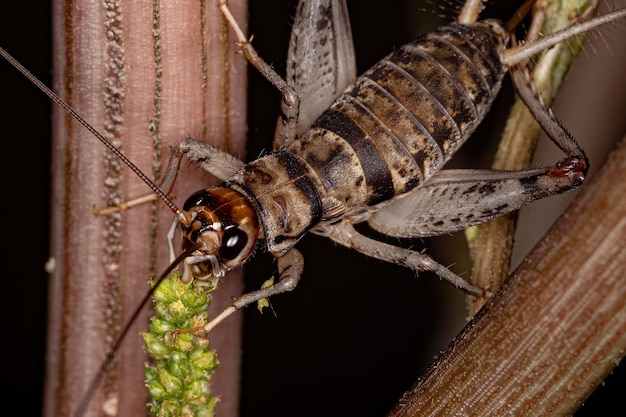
[294,21,508,213]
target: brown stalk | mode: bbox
[45,1,246,416]
[388,133,626,415]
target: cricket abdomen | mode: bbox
[231,20,509,255]
[295,20,508,212]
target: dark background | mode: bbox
[1,1,625,416]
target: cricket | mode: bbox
[2,0,625,415]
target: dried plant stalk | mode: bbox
[45,1,246,416]
[388,135,626,415]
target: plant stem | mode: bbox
[389,134,626,416]
[45,1,246,416]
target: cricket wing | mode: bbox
[287,0,356,135]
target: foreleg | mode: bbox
[200,247,305,333]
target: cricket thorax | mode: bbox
[230,149,325,255]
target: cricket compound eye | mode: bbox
[219,225,249,260]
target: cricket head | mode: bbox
[180,186,259,285]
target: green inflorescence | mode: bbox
[256,276,275,312]
[142,272,219,417]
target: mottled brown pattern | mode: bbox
[229,21,508,256]
[233,150,323,254]
[289,21,507,218]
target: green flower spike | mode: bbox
[142,272,219,417]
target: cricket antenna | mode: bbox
[0,46,186,222]
[504,0,535,33]
[72,243,200,417]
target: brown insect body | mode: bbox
[182,20,538,279]
[296,20,509,224]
